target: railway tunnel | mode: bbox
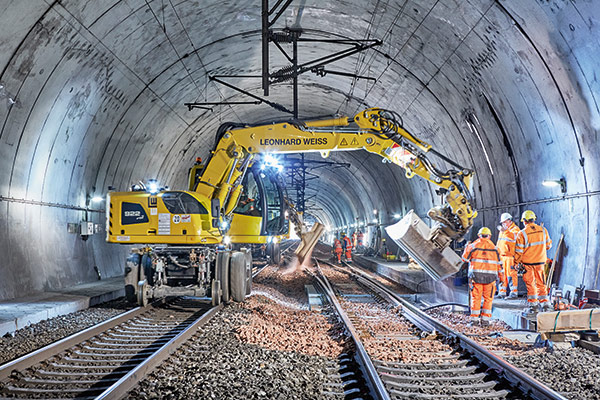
[0,1,599,398]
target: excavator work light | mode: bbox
[147,179,159,194]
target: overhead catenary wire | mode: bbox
[144,0,242,123]
[350,0,441,116]
[342,0,385,111]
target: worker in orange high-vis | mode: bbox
[333,237,343,263]
[496,213,520,299]
[352,231,358,248]
[514,210,552,313]
[462,227,504,326]
[341,232,353,262]
[357,230,364,247]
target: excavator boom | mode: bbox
[216,108,477,277]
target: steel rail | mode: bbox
[341,260,568,400]
[0,306,145,381]
[95,304,222,400]
[252,262,270,278]
[313,259,391,400]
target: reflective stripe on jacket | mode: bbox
[514,223,552,265]
[462,238,501,284]
[334,239,342,249]
[497,222,519,257]
[342,236,353,250]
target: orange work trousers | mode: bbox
[334,249,342,263]
[345,249,352,261]
[499,256,518,296]
[523,264,549,304]
[470,281,495,321]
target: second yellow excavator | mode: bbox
[107,108,477,305]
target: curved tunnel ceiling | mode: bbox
[0,0,598,300]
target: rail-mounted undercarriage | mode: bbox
[125,246,252,306]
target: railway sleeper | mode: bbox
[384,379,498,392]
[73,349,157,357]
[77,345,162,353]
[62,355,149,363]
[111,327,186,335]
[34,369,127,378]
[380,371,488,383]
[388,388,509,399]
[89,339,169,347]
[49,361,138,369]
[18,376,121,385]
[375,359,469,369]
[2,384,112,394]
[378,365,478,376]
[105,332,178,339]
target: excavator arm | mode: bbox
[196,108,476,276]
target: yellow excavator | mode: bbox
[107,108,476,305]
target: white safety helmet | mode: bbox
[500,213,512,223]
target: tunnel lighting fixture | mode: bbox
[373,209,378,215]
[91,196,103,203]
[372,218,378,223]
[542,178,566,193]
[223,236,231,245]
[220,220,229,230]
[393,213,401,219]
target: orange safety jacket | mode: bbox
[342,236,353,250]
[334,239,342,250]
[357,232,364,243]
[497,221,520,257]
[462,237,502,284]
[514,223,552,266]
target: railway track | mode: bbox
[0,298,219,399]
[313,258,568,400]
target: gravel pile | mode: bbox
[506,347,600,400]
[0,298,130,365]
[251,262,312,309]
[426,308,536,356]
[427,307,512,335]
[127,302,346,400]
[237,295,347,358]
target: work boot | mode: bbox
[480,320,490,327]
[540,302,552,312]
[507,292,518,299]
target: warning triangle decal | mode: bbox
[340,138,348,146]
[350,137,359,146]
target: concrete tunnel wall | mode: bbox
[0,0,598,300]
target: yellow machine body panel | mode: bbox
[106,190,221,245]
[227,213,288,244]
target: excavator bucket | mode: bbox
[385,210,462,281]
[295,222,325,263]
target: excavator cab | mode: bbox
[227,166,289,243]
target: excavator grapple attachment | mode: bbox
[385,210,462,281]
[295,222,325,263]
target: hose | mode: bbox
[422,302,470,311]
